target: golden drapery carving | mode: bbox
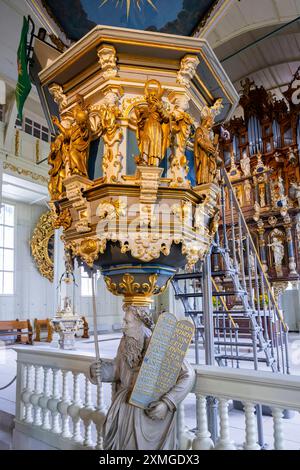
[48,98,92,200]
[194,98,223,185]
[135,79,170,167]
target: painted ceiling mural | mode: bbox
[42,0,217,41]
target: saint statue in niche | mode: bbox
[268,236,284,273]
[89,306,194,450]
[135,80,170,166]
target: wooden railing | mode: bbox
[13,347,300,450]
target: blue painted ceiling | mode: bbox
[42,0,217,41]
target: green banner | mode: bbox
[15,16,32,121]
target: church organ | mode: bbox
[220,68,300,295]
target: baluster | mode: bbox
[177,401,192,450]
[31,365,43,426]
[80,376,94,448]
[19,363,27,421]
[93,381,107,450]
[215,398,236,450]
[40,367,51,430]
[23,364,33,424]
[243,402,260,450]
[58,370,72,439]
[48,368,61,434]
[68,372,82,443]
[272,407,284,450]
[192,394,214,450]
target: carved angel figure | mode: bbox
[194,99,223,185]
[135,80,170,166]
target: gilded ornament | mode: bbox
[3,162,48,184]
[15,130,20,157]
[30,211,55,282]
[104,273,169,301]
[52,208,72,230]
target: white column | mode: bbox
[31,365,43,426]
[243,402,260,450]
[80,376,94,448]
[192,394,214,450]
[68,372,82,443]
[215,398,236,450]
[48,368,61,434]
[58,370,72,439]
[272,407,285,450]
[40,367,51,430]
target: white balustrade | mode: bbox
[193,365,300,451]
[13,346,112,450]
[13,347,300,450]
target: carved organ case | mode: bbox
[220,70,300,287]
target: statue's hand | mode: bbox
[89,359,102,382]
[52,115,59,126]
[145,401,169,420]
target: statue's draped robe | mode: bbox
[137,105,169,165]
[69,125,90,177]
[194,126,216,185]
[94,336,194,450]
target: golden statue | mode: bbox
[169,96,193,187]
[194,99,223,185]
[48,132,67,200]
[52,100,91,178]
[135,80,170,166]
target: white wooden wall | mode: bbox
[0,201,54,321]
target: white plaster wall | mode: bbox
[0,201,54,321]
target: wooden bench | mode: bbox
[0,319,33,345]
[34,318,53,342]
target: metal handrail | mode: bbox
[221,168,288,332]
[211,277,237,328]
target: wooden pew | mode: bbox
[34,318,53,342]
[0,319,33,345]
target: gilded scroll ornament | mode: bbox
[30,211,54,282]
[135,79,170,167]
[52,208,72,230]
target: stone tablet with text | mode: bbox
[129,312,194,409]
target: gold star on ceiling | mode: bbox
[99,0,157,19]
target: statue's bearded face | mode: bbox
[122,311,145,369]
